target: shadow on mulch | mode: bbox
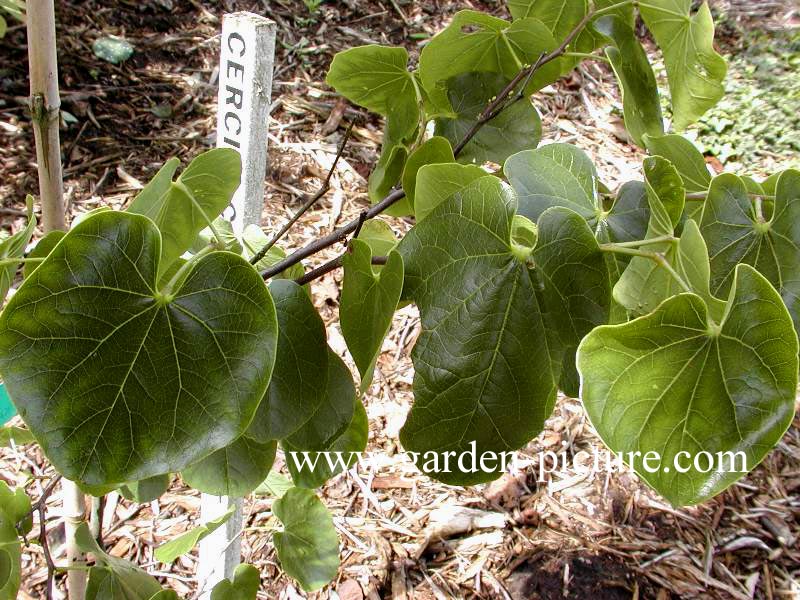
[507,554,661,600]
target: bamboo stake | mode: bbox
[27,2,85,598]
[26,0,65,232]
[62,480,87,599]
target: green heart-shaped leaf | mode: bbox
[127,149,241,274]
[0,482,31,536]
[210,564,260,600]
[643,134,711,193]
[435,72,542,166]
[273,487,339,592]
[414,163,487,223]
[182,435,277,498]
[0,210,278,485]
[506,143,599,223]
[578,265,798,506]
[284,400,367,489]
[397,176,563,484]
[419,11,559,112]
[594,15,663,147]
[341,240,404,390]
[614,156,686,316]
[246,280,328,442]
[326,45,416,117]
[508,0,587,47]
[119,474,170,504]
[700,170,800,333]
[639,0,726,130]
[284,349,356,452]
[78,523,162,599]
[533,207,611,397]
[401,137,454,210]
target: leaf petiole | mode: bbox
[599,243,691,293]
[158,244,216,299]
[0,257,45,267]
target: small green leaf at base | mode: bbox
[273,487,340,592]
[210,564,260,600]
[154,505,235,564]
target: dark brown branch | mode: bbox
[261,189,404,279]
[18,473,62,532]
[249,122,353,266]
[294,254,388,286]
[262,10,597,282]
[34,477,61,600]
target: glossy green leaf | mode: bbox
[639,0,727,130]
[508,0,587,46]
[506,143,599,223]
[594,16,663,147]
[0,482,31,536]
[578,265,798,505]
[273,487,339,592]
[326,45,416,116]
[254,470,293,497]
[419,11,560,112]
[435,72,542,165]
[182,436,277,498]
[0,195,36,302]
[676,219,725,321]
[284,400,367,489]
[246,280,328,442]
[341,240,403,389]
[397,176,562,484]
[284,349,355,451]
[210,564,260,600]
[643,134,711,193]
[126,149,241,274]
[22,230,64,279]
[0,210,278,485]
[699,170,800,332]
[533,207,611,397]
[414,163,487,223]
[154,504,235,564]
[401,137,454,209]
[355,220,397,257]
[602,181,650,248]
[572,0,636,61]
[119,474,170,504]
[77,522,162,600]
[614,157,686,316]
[368,142,408,211]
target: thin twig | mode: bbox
[39,497,57,600]
[18,473,62,532]
[294,255,388,286]
[262,10,598,282]
[250,122,353,266]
